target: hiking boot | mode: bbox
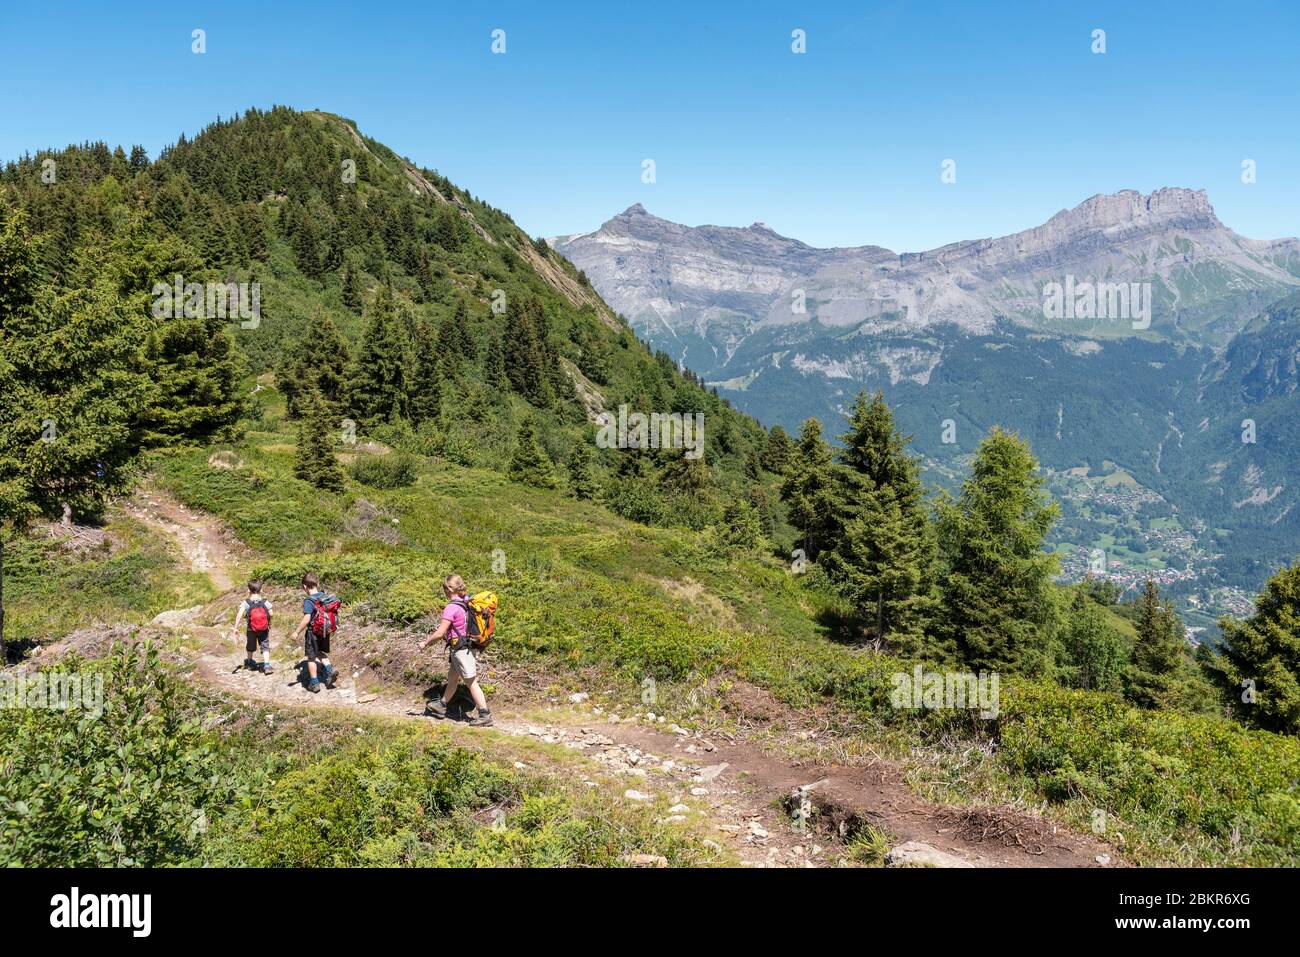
[467,710,494,728]
[261,662,274,675]
[323,665,338,689]
[243,657,258,670]
[307,678,322,694]
[424,698,448,719]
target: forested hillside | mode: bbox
[0,106,771,535]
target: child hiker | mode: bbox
[288,572,340,693]
[232,580,274,674]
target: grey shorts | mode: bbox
[449,648,477,682]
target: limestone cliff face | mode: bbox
[552,190,1300,375]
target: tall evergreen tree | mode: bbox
[504,294,552,406]
[827,391,935,651]
[312,312,351,416]
[484,332,507,387]
[136,309,244,446]
[761,424,794,474]
[508,415,558,488]
[346,285,409,425]
[935,428,1059,672]
[1060,591,1125,692]
[409,318,444,427]
[293,386,346,493]
[567,438,599,500]
[1126,579,1186,709]
[779,418,844,561]
[1215,561,1300,734]
[341,261,363,312]
[1216,561,1300,733]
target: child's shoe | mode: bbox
[307,678,322,694]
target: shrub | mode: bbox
[349,453,419,489]
[0,642,223,866]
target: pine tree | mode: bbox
[1060,591,1125,692]
[294,386,345,493]
[508,415,558,488]
[451,299,477,359]
[761,424,794,474]
[409,318,443,427]
[137,309,244,446]
[504,294,552,406]
[934,428,1059,672]
[660,450,710,494]
[342,261,363,312]
[567,438,599,500]
[1216,561,1300,733]
[312,312,351,415]
[484,332,507,387]
[1126,579,1185,709]
[827,391,935,651]
[714,496,766,555]
[779,418,845,561]
[346,284,409,425]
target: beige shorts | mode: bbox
[449,648,478,682]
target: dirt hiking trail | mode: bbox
[74,488,1125,868]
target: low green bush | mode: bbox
[348,453,419,489]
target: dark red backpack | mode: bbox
[310,594,341,638]
[247,598,271,633]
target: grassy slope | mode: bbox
[120,389,1300,867]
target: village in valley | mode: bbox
[1046,463,1257,641]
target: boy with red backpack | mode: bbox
[289,572,341,693]
[232,579,274,674]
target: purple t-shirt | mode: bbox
[441,599,467,640]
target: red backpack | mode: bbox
[310,593,341,638]
[247,598,271,633]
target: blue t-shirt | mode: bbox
[303,592,326,617]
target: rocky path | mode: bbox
[114,488,1120,868]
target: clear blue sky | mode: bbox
[2,0,1295,251]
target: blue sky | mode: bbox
[1,0,1295,251]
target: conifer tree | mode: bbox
[137,309,244,446]
[761,424,794,474]
[827,391,936,650]
[409,317,444,427]
[342,261,363,312]
[508,415,558,488]
[1215,561,1300,734]
[1060,591,1125,692]
[294,386,346,493]
[1125,579,1186,709]
[660,450,710,494]
[484,332,507,387]
[779,418,844,561]
[451,299,477,359]
[346,284,409,425]
[567,438,599,500]
[504,294,552,406]
[312,312,351,416]
[934,428,1059,672]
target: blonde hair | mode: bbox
[443,574,467,596]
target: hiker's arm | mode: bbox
[420,619,449,650]
[290,612,311,640]
[230,606,244,640]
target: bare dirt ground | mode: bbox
[45,487,1123,869]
